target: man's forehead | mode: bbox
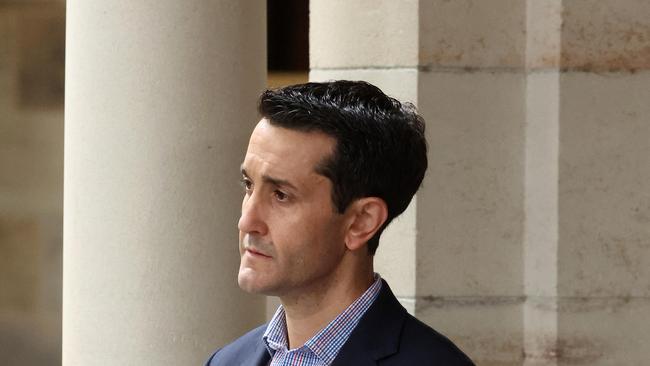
[241,121,333,181]
[247,120,334,161]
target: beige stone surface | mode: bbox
[522,296,650,365]
[63,1,266,364]
[310,0,418,68]
[524,71,560,298]
[377,200,417,298]
[523,297,559,366]
[417,297,524,366]
[525,0,562,70]
[561,0,650,71]
[418,0,650,72]
[523,72,561,366]
[558,72,650,298]
[419,0,526,69]
[416,71,525,296]
[556,297,650,365]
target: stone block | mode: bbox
[310,0,418,68]
[419,0,526,69]
[561,0,650,71]
[558,72,650,297]
[416,71,525,296]
[417,296,524,366]
[522,296,650,365]
[555,297,650,365]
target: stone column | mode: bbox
[310,1,650,365]
[63,1,266,365]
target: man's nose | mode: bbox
[238,193,268,236]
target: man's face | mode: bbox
[237,119,348,297]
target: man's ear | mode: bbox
[344,197,388,251]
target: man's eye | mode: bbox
[240,178,252,191]
[274,190,288,202]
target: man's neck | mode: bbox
[279,266,374,349]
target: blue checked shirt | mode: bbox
[262,274,383,366]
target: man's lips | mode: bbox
[246,248,272,258]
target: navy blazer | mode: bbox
[205,280,475,365]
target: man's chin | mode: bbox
[237,271,273,295]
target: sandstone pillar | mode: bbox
[63,1,266,364]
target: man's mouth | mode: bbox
[246,248,272,258]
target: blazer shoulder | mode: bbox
[398,313,475,366]
[334,279,474,366]
[204,323,268,366]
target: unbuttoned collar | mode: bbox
[262,274,383,365]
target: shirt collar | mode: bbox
[262,273,383,364]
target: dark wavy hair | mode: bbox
[258,80,427,255]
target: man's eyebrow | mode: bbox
[240,166,298,191]
[262,175,298,191]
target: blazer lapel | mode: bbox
[240,335,271,366]
[331,280,407,366]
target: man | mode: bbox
[206,81,474,365]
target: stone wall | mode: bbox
[311,1,650,365]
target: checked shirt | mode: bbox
[262,275,382,366]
